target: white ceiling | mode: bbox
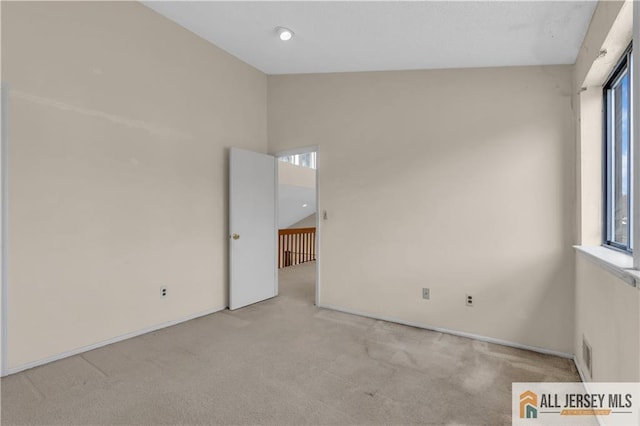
[278,184,316,229]
[143,1,598,75]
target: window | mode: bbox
[278,151,317,169]
[604,44,633,252]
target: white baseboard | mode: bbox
[318,303,574,359]
[573,355,589,383]
[572,360,604,426]
[4,303,578,378]
[2,305,226,377]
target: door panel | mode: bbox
[229,148,277,310]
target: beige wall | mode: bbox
[2,1,267,369]
[6,0,633,372]
[575,1,628,89]
[575,255,640,381]
[278,161,315,188]
[573,0,639,382]
[575,88,603,247]
[575,0,631,246]
[269,66,576,354]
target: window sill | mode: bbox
[574,245,638,288]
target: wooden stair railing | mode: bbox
[278,227,316,269]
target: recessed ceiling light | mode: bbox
[276,27,293,41]
[302,204,308,208]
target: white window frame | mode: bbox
[634,5,640,269]
[603,44,633,253]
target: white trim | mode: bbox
[1,84,9,377]
[2,305,226,377]
[574,245,638,288]
[274,156,279,297]
[573,355,589,383]
[318,303,574,359]
[272,145,318,159]
[572,358,606,426]
[633,2,640,269]
[314,148,320,306]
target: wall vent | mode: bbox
[582,335,593,378]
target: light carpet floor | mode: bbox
[1,261,579,425]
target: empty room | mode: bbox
[1,0,639,425]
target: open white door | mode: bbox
[229,148,277,310]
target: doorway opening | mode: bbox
[276,148,318,306]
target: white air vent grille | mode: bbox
[582,335,592,378]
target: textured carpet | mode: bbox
[1,261,579,425]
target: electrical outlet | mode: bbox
[160,286,168,298]
[466,294,474,307]
[422,288,430,300]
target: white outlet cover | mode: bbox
[422,288,430,299]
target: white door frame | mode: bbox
[1,84,9,376]
[273,146,320,306]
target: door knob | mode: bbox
[232,233,240,240]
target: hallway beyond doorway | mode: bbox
[278,261,316,306]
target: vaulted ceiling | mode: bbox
[143,1,598,75]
